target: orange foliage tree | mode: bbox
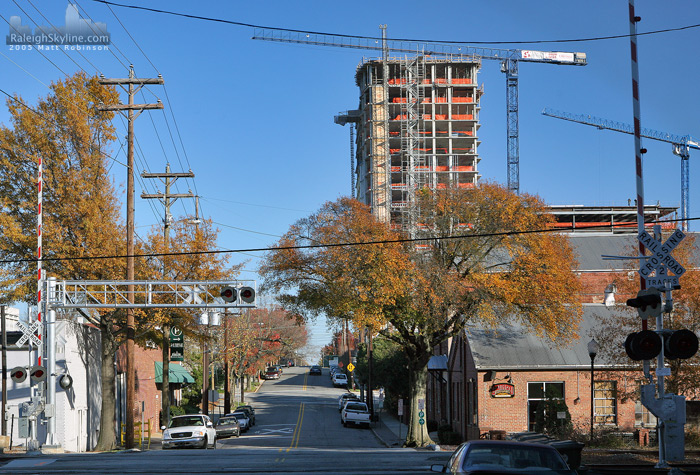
[139,217,235,426]
[0,72,126,450]
[260,184,582,446]
[216,306,307,405]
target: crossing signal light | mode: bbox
[10,366,27,383]
[30,365,46,383]
[59,374,74,390]
[239,286,255,304]
[664,329,699,360]
[625,330,662,361]
[221,286,237,303]
[626,289,663,319]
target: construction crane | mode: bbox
[252,28,587,195]
[542,108,700,231]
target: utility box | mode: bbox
[18,416,29,439]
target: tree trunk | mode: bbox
[405,356,434,447]
[161,326,170,428]
[240,376,245,403]
[94,323,118,451]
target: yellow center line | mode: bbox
[286,402,305,452]
[302,371,308,390]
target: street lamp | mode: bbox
[587,338,599,442]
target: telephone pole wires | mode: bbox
[141,164,195,428]
[97,65,163,449]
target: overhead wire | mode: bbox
[86,0,700,46]
[2,218,698,265]
[103,1,200,211]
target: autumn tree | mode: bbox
[139,217,234,425]
[219,306,307,405]
[0,72,125,450]
[261,184,582,447]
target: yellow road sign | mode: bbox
[347,363,355,372]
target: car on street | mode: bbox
[161,414,217,449]
[237,405,256,425]
[430,440,576,474]
[309,365,322,375]
[265,367,281,380]
[215,415,240,439]
[230,410,251,432]
[332,372,348,388]
[338,392,360,411]
[340,401,371,428]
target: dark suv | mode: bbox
[309,365,322,375]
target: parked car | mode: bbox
[237,405,256,425]
[338,392,360,412]
[229,410,251,432]
[430,440,576,474]
[309,365,322,375]
[161,414,217,449]
[340,401,371,428]
[265,367,281,380]
[215,415,240,439]
[332,372,348,388]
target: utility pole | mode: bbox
[141,164,195,428]
[97,65,163,449]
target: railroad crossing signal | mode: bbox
[16,320,41,348]
[638,229,686,289]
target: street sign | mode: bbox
[418,398,425,410]
[347,363,355,372]
[338,361,344,368]
[170,326,184,362]
[16,321,41,348]
[638,230,686,288]
[397,399,403,416]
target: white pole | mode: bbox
[45,277,57,446]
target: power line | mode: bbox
[87,0,700,45]
[3,218,696,265]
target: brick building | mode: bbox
[426,229,699,441]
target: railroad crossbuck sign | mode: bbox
[638,229,686,289]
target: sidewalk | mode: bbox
[369,392,439,449]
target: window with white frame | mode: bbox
[594,381,617,425]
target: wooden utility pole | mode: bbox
[97,66,163,449]
[141,164,195,428]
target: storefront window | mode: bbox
[527,382,564,431]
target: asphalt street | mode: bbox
[0,366,449,474]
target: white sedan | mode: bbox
[161,414,217,449]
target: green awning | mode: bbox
[155,362,195,384]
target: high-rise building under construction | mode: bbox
[341,56,483,231]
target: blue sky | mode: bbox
[2,1,700,356]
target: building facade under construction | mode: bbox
[344,55,483,230]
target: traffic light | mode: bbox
[626,289,663,319]
[221,286,237,303]
[30,365,46,383]
[625,330,662,361]
[664,329,699,360]
[239,286,255,304]
[10,366,27,383]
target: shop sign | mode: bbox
[490,383,515,398]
